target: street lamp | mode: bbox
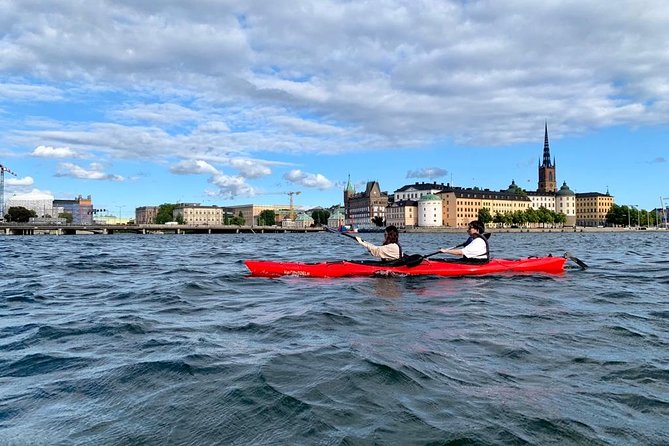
[118,205,125,223]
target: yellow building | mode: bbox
[173,204,225,225]
[576,192,615,226]
[439,188,532,228]
[227,204,290,226]
[385,200,418,228]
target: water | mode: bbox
[1,231,667,445]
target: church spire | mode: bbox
[542,121,552,167]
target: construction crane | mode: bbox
[0,163,17,220]
[262,190,302,220]
[286,191,301,220]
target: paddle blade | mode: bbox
[564,252,588,269]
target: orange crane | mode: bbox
[0,163,17,219]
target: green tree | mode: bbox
[155,203,178,224]
[371,216,384,227]
[554,212,567,226]
[6,206,37,222]
[311,209,331,226]
[258,209,276,226]
[478,207,492,224]
[231,211,245,226]
[58,212,73,224]
[606,204,632,226]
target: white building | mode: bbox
[418,193,443,227]
[6,190,55,217]
[555,182,576,226]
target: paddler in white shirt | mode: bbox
[355,225,402,261]
[440,220,489,262]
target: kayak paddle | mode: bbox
[404,232,492,267]
[324,225,363,241]
[564,252,588,269]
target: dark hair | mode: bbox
[383,225,399,245]
[468,220,485,233]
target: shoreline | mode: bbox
[403,226,666,234]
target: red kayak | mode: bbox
[244,256,568,278]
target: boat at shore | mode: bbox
[245,256,569,278]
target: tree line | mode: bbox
[477,206,568,227]
[605,204,661,227]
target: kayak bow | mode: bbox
[244,256,568,278]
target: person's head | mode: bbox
[383,225,399,245]
[467,220,485,235]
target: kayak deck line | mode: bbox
[244,256,570,278]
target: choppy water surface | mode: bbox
[1,231,667,445]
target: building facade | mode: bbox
[393,182,450,201]
[439,187,532,227]
[385,200,418,228]
[576,192,614,226]
[173,204,225,225]
[344,179,389,227]
[7,191,55,217]
[538,122,557,193]
[228,204,290,226]
[53,195,94,224]
[135,206,159,224]
[418,194,443,227]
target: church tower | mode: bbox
[538,122,557,193]
[343,174,355,223]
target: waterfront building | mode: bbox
[135,206,159,224]
[439,187,532,227]
[294,212,315,228]
[538,122,557,193]
[385,200,418,229]
[555,182,576,226]
[173,204,225,225]
[418,194,443,227]
[575,192,615,227]
[327,209,346,228]
[6,190,54,217]
[53,195,94,224]
[393,182,450,201]
[344,179,388,227]
[228,204,290,226]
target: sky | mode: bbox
[1,0,668,217]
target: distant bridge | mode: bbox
[0,223,325,236]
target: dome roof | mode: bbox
[556,181,575,196]
[419,193,441,201]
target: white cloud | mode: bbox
[113,103,202,124]
[7,188,53,200]
[283,169,333,189]
[6,176,34,186]
[0,0,668,157]
[32,145,80,158]
[55,162,125,181]
[406,167,448,179]
[208,174,256,199]
[229,158,271,178]
[170,159,219,175]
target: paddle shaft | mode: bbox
[325,226,363,241]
